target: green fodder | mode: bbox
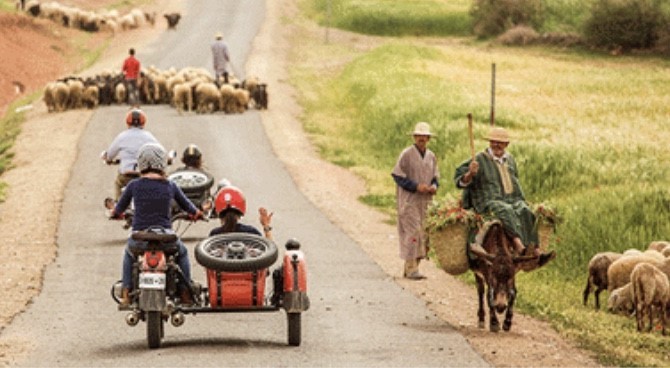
[302,0,472,37]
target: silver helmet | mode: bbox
[137,143,167,173]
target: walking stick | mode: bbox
[467,113,475,160]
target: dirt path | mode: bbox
[0,0,602,366]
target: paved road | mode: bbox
[1,1,488,366]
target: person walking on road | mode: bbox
[122,48,141,105]
[391,122,439,280]
[211,32,231,83]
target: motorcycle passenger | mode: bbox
[103,108,159,200]
[171,144,214,209]
[209,186,273,240]
[111,143,203,307]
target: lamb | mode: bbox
[630,262,670,334]
[607,254,662,293]
[583,251,622,309]
[607,282,634,315]
[164,12,181,29]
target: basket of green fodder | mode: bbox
[532,202,561,252]
[425,199,478,275]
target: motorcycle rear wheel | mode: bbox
[147,311,163,349]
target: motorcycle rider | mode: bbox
[209,185,273,240]
[110,143,203,308]
[103,108,159,200]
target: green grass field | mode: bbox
[295,0,670,365]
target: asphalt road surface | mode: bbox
[1,1,489,366]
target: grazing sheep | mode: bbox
[583,252,622,309]
[623,248,643,257]
[643,249,666,262]
[648,240,670,253]
[164,12,181,29]
[663,247,670,258]
[608,282,634,315]
[607,254,662,293]
[631,262,670,334]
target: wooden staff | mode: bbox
[467,113,475,160]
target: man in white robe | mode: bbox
[391,122,439,279]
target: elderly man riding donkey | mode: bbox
[453,126,556,332]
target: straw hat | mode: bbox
[215,32,223,40]
[410,122,432,136]
[485,127,510,143]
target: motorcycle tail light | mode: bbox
[146,251,161,268]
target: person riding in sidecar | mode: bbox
[110,143,203,308]
[168,144,215,217]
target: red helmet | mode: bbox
[214,186,246,216]
[126,108,147,127]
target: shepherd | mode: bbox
[454,125,555,264]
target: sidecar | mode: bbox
[188,233,309,346]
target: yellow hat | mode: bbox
[486,127,510,143]
[215,32,223,40]
[411,122,432,136]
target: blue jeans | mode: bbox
[122,237,191,289]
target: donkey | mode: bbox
[469,221,544,332]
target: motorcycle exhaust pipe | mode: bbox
[125,312,140,326]
[171,312,185,327]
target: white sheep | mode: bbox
[232,88,250,114]
[631,262,670,334]
[583,251,622,309]
[607,254,662,293]
[648,240,670,253]
[607,282,634,315]
[195,82,221,114]
[114,82,127,104]
[172,82,193,114]
[219,84,235,113]
[66,78,84,109]
[82,85,99,109]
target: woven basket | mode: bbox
[537,223,554,252]
[429,223,469,275]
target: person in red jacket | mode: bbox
[122,48,141,105]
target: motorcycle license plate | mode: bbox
[139,273,166,290]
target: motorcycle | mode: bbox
[110,229,309,349]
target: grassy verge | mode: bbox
[291,1,670,366]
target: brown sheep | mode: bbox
[583,252,622,309]
[631,262,670,334]
[164,12,181,29]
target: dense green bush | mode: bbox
[584,0,666,50]
[470,0,544,37]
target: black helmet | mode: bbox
[182,144,202,167]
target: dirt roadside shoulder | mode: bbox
[246,0,601,367]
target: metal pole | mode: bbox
[490,63,496,126]
[325,0,331,44]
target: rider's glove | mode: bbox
[110,211,125,220]
[189,210,204,221]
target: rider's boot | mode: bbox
[179,288,194,306]
[119,288,131,309]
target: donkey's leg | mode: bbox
[476,274,486,329]
[487,287,500,332]
[503,287,516,331]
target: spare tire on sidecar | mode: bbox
[195,233,278,272]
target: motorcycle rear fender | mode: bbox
[282,250,309,312]
[139,289,166,311]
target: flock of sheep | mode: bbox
[20,0,179,33]
[583,241,670,334]
[43,66,268,115]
